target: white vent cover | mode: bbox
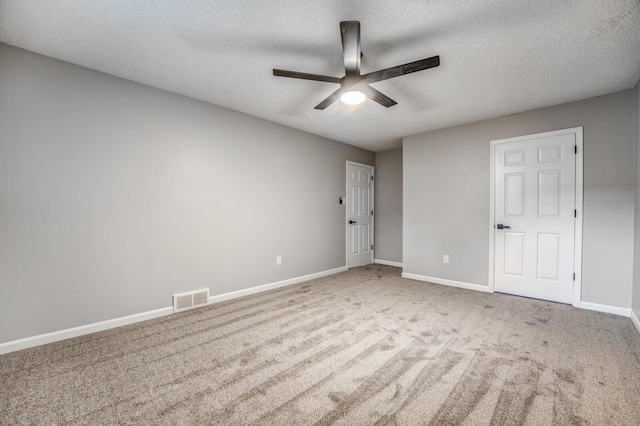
[173,288,210,313]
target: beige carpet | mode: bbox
[1,265,640,425]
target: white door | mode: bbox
[347,162,374,268]
[493,129,578,304]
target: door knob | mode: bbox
[496,224,511,229]
[349,220,357,224]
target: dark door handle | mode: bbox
[349,220,357,224]
[496,224,511,229]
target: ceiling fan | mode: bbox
[273,21,440,110]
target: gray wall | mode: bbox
[374,149,403,263]
[0,43,374,343]
[404,90,635,309]
[634,81,640,320]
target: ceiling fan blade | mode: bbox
[314,87,344,110]
[340,21,361,76]
[361,85,397,108]
[363,55,440,83]
[273,69,341,84]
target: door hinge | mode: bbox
[574,209,577,218]
[371,244,374,250]
[371,175,374,181]
[574,145,577,154]
[371,209,374,215]
[573,273,576,281]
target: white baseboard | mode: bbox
[0,306,173,356]
[580,301,631,317]
[209,266,347,304]
[629,310,640,334]
[0,266,348,356]
[374,259,403,268]
[401,272,492,293]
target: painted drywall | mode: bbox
[404,90,635,310]
[374,149,403,263]
[633,81,640,321]
[0,43,374,344]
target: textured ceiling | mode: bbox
[1,1,639,152]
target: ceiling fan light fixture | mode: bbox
[273,21,440,110]
[340,90,366,105]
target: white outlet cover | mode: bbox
[276,256,282,265]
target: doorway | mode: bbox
[346,161,374,268]
[489,127,583,306]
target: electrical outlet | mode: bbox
[276,255,282,266]
[443,255,449,264]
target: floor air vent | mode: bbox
[173,289,210,313]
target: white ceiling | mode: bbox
[1,1,639,152]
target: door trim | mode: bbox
[488,127,583,307]
[346,161,375,268]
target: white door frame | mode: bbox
[488,127,583,307]
[346,161,375,268]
